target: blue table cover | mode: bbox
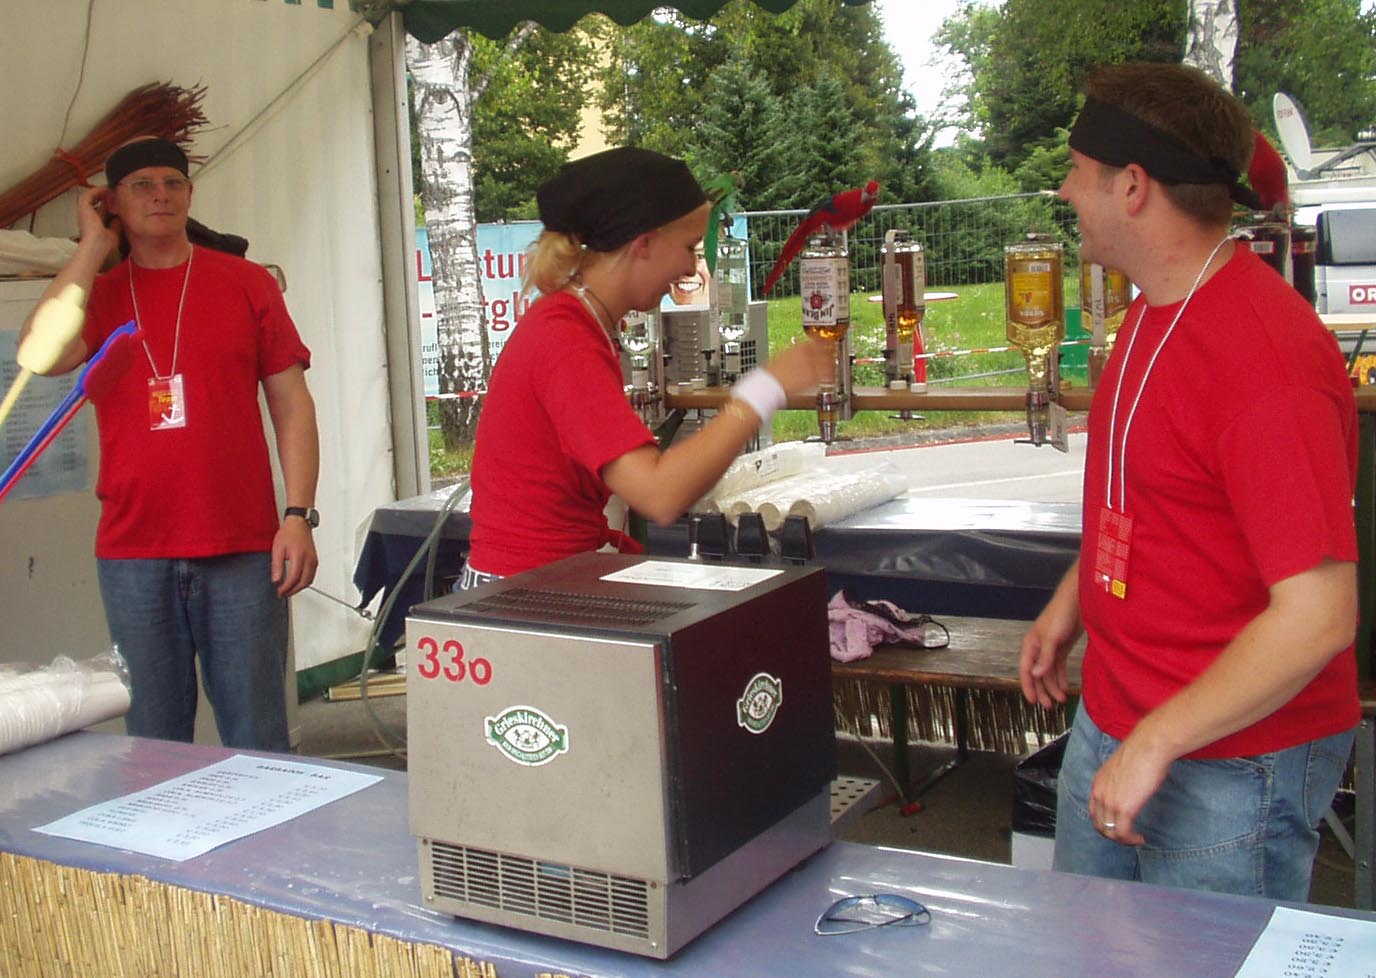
[4,731,1372,978]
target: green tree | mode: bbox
[937,0,1376,177]
[937,0,1183,173]
[597,0,931,208]
[471,27,602,222]
[1235,0,1376,146]
[692,49,788,208]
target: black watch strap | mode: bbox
[284,506,319,528]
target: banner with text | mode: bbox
[417,222,542,398]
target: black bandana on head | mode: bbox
[105,138,189,188]
[1068,97,1262,210]
[537,147,706,252]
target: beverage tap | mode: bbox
[1004,232,1067,450]
[800,229,853,443]
[1080,261,1129,388]
[620,309,660,425]
[713,234,749,386]
[881,229,927,406]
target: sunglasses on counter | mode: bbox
[814,893,932,936]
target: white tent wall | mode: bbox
[1,3,424,712]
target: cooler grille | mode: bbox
[466,588,692,628]
[430,842,651,938]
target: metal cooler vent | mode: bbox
[430,841,651,938]
[466,588,693,628]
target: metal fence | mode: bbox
[741,192,1080,299]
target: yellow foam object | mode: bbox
[17,283,87,373]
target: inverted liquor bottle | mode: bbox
[1080,261,1129,388]
[881,229,927,390]
[799,230,851,442]
[714,235,749,384]
[1004,234,1065,445]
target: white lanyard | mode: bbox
[1105,236,1233,511]
[129,246,194,381]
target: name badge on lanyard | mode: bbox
[148,373,187,430]
[1093,505,1133,599]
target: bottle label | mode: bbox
[800,256,850,328]
[1010,268,1055,323]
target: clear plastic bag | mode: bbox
[0,646,132,757]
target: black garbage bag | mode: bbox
[1012,732,1068,836]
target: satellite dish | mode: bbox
[1273,92,1315,178]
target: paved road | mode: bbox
[832,431,1088,504]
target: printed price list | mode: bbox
[1235,907,1376,978]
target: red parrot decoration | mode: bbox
[1248,129,1290,214]
[762,180,881,294]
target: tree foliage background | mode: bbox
[410,0,1376,446]
[441,0,1376,235]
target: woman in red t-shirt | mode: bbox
[466,147,832,580]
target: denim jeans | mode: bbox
[97,553,290,751]
[1054,705,1354,901]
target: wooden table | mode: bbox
[831,615,1086,803]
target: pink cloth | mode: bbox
[827,590,948,662]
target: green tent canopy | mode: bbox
[395,0,870,43]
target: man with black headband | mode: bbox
[1019,63,1358,900]
[19,136,320,751]
[462,146,831,584]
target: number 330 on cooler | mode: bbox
[414,636,493,684]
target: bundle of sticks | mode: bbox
[0,81,207,230]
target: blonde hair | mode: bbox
[522,230,585,296]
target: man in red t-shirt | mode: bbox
[19,138,320,750]
[1019,64,1359,900]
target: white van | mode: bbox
[1312,207,1376,315]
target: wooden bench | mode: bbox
[831,616,1085,803]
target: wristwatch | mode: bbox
[283,506,320,528]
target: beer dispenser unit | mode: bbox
[406,552,836,958]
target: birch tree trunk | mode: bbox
[1183,0,1239,89]
[405,26,540,451]
[406,31,489,448]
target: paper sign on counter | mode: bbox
[35,754,381,862]
[1233,906,1376,978]
[601,559,782,591]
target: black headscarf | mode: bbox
[1068,97,1262,210]
[537,147,706,251]
[105,138,189,188]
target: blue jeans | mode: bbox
[97,554,290,751]
[1054,705,1354,901]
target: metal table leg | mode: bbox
[891,684,966,804]
[1357,715,1374,911]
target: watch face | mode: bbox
[287,507,319,528]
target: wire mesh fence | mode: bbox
[741,192,1081,299]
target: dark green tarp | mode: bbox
[397,0,869,43]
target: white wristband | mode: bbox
[730,368,786,428]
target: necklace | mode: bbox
[129,245,194,379]
[1106,234,1233,509]
[567,278,619,356]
